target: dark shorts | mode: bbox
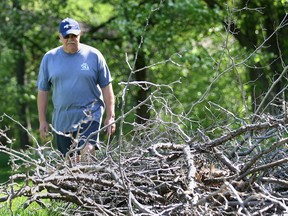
[55,121,100,157]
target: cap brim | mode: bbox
[62,29,81,37]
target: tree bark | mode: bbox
[134,49,150,124]
[13,0,31,149]
[15,49,31,149]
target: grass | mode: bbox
[0,197,65,216]
[0,182,66,215]
[0,152,66,215]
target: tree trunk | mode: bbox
[15,52,31,149]
[12,0,31,149]
[135,49,150,124]
[205,0,288,115]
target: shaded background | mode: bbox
[1,0,288,149]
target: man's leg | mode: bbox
[56,134,73,156]
[56,133,83,163]
[77,121,100,162]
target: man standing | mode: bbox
[37,17,115,159]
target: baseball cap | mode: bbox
[59,18,81,37]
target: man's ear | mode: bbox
[58,33,62,42]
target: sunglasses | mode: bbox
[63,34,78,39]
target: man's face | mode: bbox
[59,33,80,54]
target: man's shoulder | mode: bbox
[80,44,102,55]
[45,46,62,56]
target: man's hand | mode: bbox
[104,117,116,135]
[39,121,50,138]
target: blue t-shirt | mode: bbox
[37,43,112,132]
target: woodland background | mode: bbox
[0,0,288,215]
[1,0,288,148]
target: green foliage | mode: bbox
[0,0,287,147]
[0,153,10,183]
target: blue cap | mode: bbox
[59,18,81,37]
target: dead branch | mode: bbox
[0,110,287,215]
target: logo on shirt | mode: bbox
[81,63,90,71]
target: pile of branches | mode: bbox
[0,114,288,215]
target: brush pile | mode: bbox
[0,114,287,215]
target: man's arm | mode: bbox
[101,83,116,135]
[37,90,49,138]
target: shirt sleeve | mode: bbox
[37,54,51,91]
[97,51,112,88]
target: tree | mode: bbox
[1,0,288,151]
[205,0,288,115]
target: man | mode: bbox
[37,17,116,160]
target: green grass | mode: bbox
[0,184,67,215]
[0,152,66,215]
[0,197,64,216]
